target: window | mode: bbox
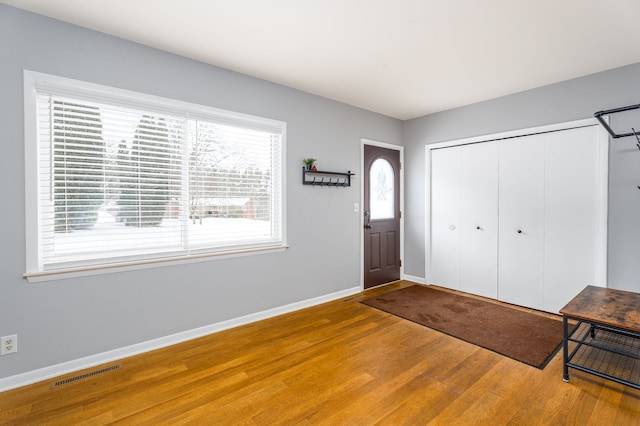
[369,158,394,220]
[25,72,285,276]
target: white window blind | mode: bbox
[27,72,285,273]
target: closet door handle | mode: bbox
[476,226,481,230]
[517,229,522,234]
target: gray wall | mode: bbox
[404,62,640,293]
[0,5,403,380]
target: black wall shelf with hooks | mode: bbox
[302,167,354,187]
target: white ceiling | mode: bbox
[4,0,640,120]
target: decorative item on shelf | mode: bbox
[311,164,318,171]
[303,158,317,171]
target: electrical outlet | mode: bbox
[1,335,17,355]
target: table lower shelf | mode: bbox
[563,319,640,390]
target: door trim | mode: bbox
[361,139,404,290]
[425,117,609,288]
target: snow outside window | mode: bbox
[25,72,285,275]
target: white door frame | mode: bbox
[425,118,609,287]
[361,139,405,290]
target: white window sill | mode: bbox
[24,244,289,283]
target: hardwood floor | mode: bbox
[1,280,639,425]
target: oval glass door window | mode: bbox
[370,158,394,220]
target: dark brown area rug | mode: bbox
[361,285,564,369]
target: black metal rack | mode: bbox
[302,167,354,187]
[594,103,640,139]
[594,103,640,189]
[563,318,640,390]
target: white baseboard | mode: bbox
[402,274,426,284]
[0,286,360,393]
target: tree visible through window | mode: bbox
[28,73,284,273]
[53,101,105,232]
[116,116,174,227]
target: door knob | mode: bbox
[517,229,522,234]
[364,210,372,229]
[476,226,481,230]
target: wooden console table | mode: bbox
[560,285,640,389]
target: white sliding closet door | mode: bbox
[460,142,499,299]
[544,126,602,313]
[428,120,606,313]
[498,135,545,309]
[430,147,461,290]
[430,142,498,297]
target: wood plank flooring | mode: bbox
[1,280,639,425]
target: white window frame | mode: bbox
[24,71,287,282]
